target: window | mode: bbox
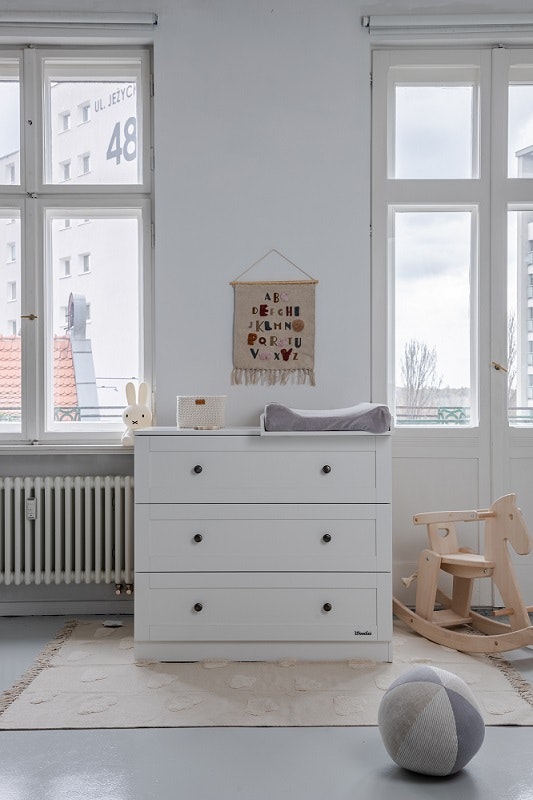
[79,152,91,175]
[59,111,71,132]
[0,46,152,443]
[0,60,19,189]
[374,46,533,429]
[60,257,71,277]
[373,53,481,426]
[79,101,90,124]
[79,252,90,273]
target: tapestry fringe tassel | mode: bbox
[231,367,316,387]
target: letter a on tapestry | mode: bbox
[230,251,318,386]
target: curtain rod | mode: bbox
[362,13,533,45]
[0,11,158,28]
[362,14,533,31]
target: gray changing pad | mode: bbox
[263,402,391,433]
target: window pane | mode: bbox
[508,69,533,178]
[0,210,21,429]
[43,58,143,185]
[47,211,141,428]
[0,59,20,186]
[394,210,473,425]
[394,80,476,179]
[508,209,533,423]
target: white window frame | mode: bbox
[372,48,491,431]
[0,42,153,446]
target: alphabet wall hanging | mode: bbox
[230,250,318,386]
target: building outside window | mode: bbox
[0,46,153,442]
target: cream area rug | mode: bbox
[1,618,533,730]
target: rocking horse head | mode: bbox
[485,494,532,557]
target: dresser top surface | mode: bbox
[136,427,390,438]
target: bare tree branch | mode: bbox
[399,339,442,415]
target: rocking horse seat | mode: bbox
[439,552,495,578]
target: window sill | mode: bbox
[0,443,133,455]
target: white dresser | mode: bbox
[134,427,392,662]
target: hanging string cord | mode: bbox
[230,249,318,285]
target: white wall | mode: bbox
[153,1,371,426]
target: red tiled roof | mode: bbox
[53,336,78,406]
[0,335,78,409]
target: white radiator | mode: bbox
[0,475,134,590]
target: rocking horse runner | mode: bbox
[393,494,533,654]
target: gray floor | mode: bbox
[1,616,533,800]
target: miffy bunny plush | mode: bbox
[121,381,152,447]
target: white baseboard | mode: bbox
[0,600,134,616]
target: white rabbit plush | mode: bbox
[121,381,152,447]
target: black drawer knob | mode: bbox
[193,602,203,613]
[193,464,203,474]
[321,464,332,474]
[322,602,332,613]
[193,533,203,543]
[322,533,332,543]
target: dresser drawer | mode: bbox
[135,503,391,573]
[134,572,392,643]
[135,434,390,504]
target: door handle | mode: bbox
[491,361,508,373]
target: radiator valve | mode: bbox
[114,583,123,595]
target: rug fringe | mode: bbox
[0,619,79,716]
[487,652,533,709]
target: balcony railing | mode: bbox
[0,405,124,423]
[397,406,533,424]
[396,406,470,424]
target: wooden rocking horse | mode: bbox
[393,494,533,654]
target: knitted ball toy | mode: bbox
[378,665,485,776]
